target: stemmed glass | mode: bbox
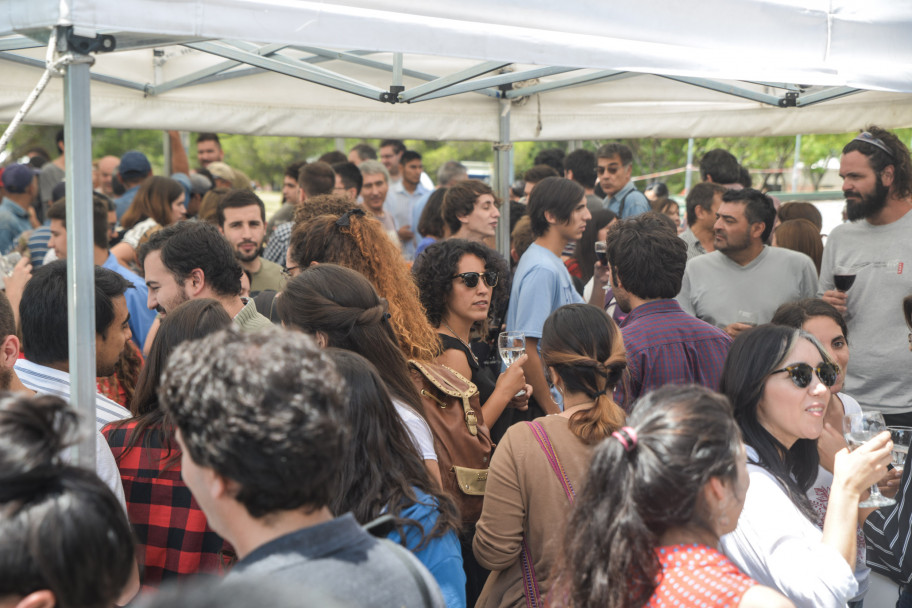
[498,331,526,397]
[888,426,912,474]
[843,412,895,508]
[594,242,608,266]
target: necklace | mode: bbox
[442,320,479,365]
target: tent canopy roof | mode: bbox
[1,1,910,140]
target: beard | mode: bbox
[845,175,889,221]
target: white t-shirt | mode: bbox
[393,399,438,462]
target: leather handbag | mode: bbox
[408,359,494,527]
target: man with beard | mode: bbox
[820,126,912,423]
[676,188,817,337]
[217,190,284,293]
[605,213,731,409]
[139,222,271,331]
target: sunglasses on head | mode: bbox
[452,271,498,288]
[770,362,839,388]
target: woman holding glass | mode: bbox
[719,325,892,608]
[473,303,626,607]
[413,239,531,437]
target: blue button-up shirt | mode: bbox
[603,181,650,218]
[616,299,732,410]
[0,198,33,254]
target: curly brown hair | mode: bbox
[288,212,440,361]
[291,193,356,225]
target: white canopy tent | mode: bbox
[1,0,911,463]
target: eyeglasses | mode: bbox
[282,265,300,279]
[770,362,840,389]
[852,132,895,159]
[452,271,498,288]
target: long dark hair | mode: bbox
[541,304,626,444]
[110,298,232,459]
[574,209,616,284]
[0,394,135,608]
[559,385,742,608]
[276,264,425,415]
[326,349,459,548]
[719,325,831,521]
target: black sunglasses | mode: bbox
[452,271,498,288]
[770,362,840,389]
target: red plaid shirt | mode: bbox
[102,420,234,590]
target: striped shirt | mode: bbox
[864,448,912,584]
[14,358,129,509]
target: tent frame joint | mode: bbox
[381,84,404,103]
[63,26,116,55]
[778,91,798,107]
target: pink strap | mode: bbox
[520,421,576,607]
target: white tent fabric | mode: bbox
[1,1,911,140]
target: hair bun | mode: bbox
[0,394,77,482]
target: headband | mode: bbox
[335,207,366,227]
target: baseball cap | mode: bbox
[1,163,38,193]
[118,151,151,178]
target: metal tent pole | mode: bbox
[684,137,695,194]
[62,33,97,469]
[792,134,802,192]
[494,98,513,258]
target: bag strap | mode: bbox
[519,420,576,607]
[616,188,632,218]
[525,420,575,503]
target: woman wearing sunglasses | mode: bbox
[413,239,531,436]
[719,325,892,608]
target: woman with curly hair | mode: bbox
[326,348,465,608]
[286,207,440,361]
[473,303,627,607]
[112,176,187,268]
[413,239,530,436]
[558,385,792,608]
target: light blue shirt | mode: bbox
[114,185,140,222]
[387,181,431,260]
[0,198,32,255]
[603,181,650,218]
[102,252,156,350]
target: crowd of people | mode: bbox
[0,125,910,608]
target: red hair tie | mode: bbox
[611,426,638,452]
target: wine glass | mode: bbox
[498,331,526,397]
[594,242,607,266]
[834,264,861,292]
[843,412,895,507]
[888,426,912,474]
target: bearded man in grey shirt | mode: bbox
[820,126,912,423]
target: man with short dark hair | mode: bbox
[46,196,156,350]
[378,139,406,187]
[263,162,337,266]
[606,213,731,408]
[217,190,284,293]
[699,148,743,188]
[332,161,363,202]
[506,176,595,416]
[522,165,559,198]
[265,160,305,240]
[677,188,817,337]
[680,182,727,260]
[388,150,431,260]
[0,163,38,254]
[196,132,224,168]
[114,150,152,221]
[15,260,133,503]
[161,327,445,607]
[563,149,601,213]
[596,143,649,218]
[348,143,376,166]
[139,222,271,331]
[820,126,912,421]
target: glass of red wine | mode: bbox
[834,265,858,292]
[595,242,607,265]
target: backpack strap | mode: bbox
[615,188,633,218]
[519,420,576,607]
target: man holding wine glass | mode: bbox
[820,126,912,426]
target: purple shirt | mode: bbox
[617,299,732,410]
